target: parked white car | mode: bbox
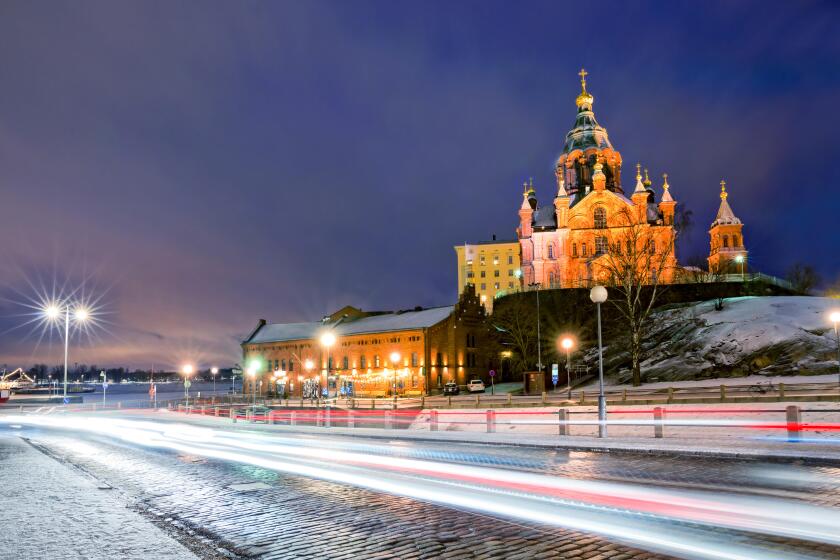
[466,379,486,393]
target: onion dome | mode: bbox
[562,68,613,153]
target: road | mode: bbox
[3,412,840,560]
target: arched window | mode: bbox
[581,243,588,257]
[572,243,578,257]
[595,236,608,255]
[594,207,607,229]
[374,355,381,368]
[547,244,554,259]
[722,235,729,248]
[649,239,656,254]
[732,235,739,247]
[360,355,366,369]
[342,356,349,370]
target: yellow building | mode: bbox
[454,237,521,311]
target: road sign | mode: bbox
[184,380,192,388]
[231,368,242,374]
[62,397,69,405]
[551,364,559,385]
[102,382,109,389]
[489,369,495,377]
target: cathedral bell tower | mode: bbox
[708,180,747,274]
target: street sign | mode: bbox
[551,364,559,385]
[102,382,109,389]
[232,368,242,374]
[489,369,495,377]
[184,380,192,388]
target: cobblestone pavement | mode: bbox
[0,433,198,560]
[7,424,840,559]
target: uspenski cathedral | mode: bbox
[516,70,748,289]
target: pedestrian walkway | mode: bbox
[0,432,197,560]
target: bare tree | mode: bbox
[491,296,538,374]
[786,263,821,294]
[594,207,676,386]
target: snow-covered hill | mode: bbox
[605,296,840,381]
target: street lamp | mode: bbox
[210,367,219,397]
[560,336,574,393]
[181,364,194,407]
[44,302,90,400]
[734,254,745,280]
[390,351,401,404]
[320,331,336,399]
[247,360,260,414]
[590,286,608,438]
[830,311,840,389]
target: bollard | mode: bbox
[350,397,355,409]
[447,396,452,408]
[579,390,585,404]
[541,391,547,405]
[475,395,480,408]
[371,399,376,410]
[786,405,801,441]
[347,410,355,429]
[325,407,331,428]
[230,408,237,423]
[558,408,568,436]
[486,410,496,433]
[430,409,438,432]
[290,410,297,426]
[720,385,726,401]
[214,406,220,417]
[667,387,674,403]
[268,410,275,425]
[420,396,425,408]
[506,393,512,406]
[779,383,785,399]
[622,388,627,401]
[653,407,665,439]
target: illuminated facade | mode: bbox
[242,286,494,397]
[707,180,748,274]
[454,238,521,312]
[517,70,678,288]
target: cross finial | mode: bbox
[720,179,727,200]
[636,162,641,178]
[578,68,588,92]
[662,173,669,189]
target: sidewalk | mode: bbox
[0,432,198,560]
[118,409,840,465]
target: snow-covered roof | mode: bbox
[713,198,741,226]
[247,306,454,344]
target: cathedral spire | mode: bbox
[634,163,646,193]
[661,173,674,202]
[713,179,741,225]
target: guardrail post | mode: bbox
[720,385,726,401]
[786,405,801,441]
[290,410,297,426]
[447,396,452,408]
[486,410,496,433]
[653,406,665,438]
[779,383,785,399]
[579,390,585,404]
[558,408,568,436]
[430,409,438,432]
[667,387,674,403]
[541,391,547,405]
[506,394,512,406]
[622,389,627,402]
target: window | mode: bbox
[374,355,381,367]
[480,270,486,278]
[595,236,608,255]
[508,255,513,265]
[626,239,633,255]
[494,269,500,277]
[508,282,514,289]
[289,360,294,371]
[280,359,286,370]
[572,243,578,257]
[493,256,499,265]
[327,357,333,370]
[480,254,485,265]
[342,356,349,370]
[594,207,607,229]
[360,355,366,369]
[508,269,513,276]
[722,235,729,248]
[466,271,474,279]
[733,235,739,247]
[481,283,486,290]
[547,244,554,259]
[436,352,443,366]
[411,352,419,367]
[649,239,656,254]
[582,243,588,257]
[494,282,500,290]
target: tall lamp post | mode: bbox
[44,303,90,399]
[390,352,401,405]
[527,282,542,374]
[320,332,336,399]
[830,311,840,390]
[247,360,259,414]
[181,364,194,407]
[590,286,608,438]
[210,367,218,398]
[561,337,574,393]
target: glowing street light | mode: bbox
[43,301,90,399]
[830,311,840,388]
[390,351,401,404]
[734,254,745,280]
[247,360,260,414]
[560,336,575,393]
[590,285,608,438]
[320,331,336,399]
[210,367,219,397]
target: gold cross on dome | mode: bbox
[578,68,588,91]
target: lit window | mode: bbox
[374,355,380,367]
[722,235,729,248]
[360,356,366,369]
[342,356,349,370]
[548,244,554,259]
[494,282,500,290]
[572,243,578,257]
[594,207,607,229]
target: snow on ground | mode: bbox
[0,432,196,560]
[601,296,840,381]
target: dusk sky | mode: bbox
[1,1,838,370]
